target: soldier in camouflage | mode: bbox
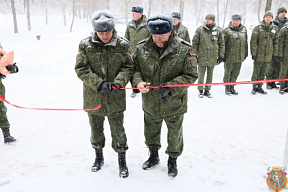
[192,14,225,98]
[124,5,150,98]
[278,23,288,94]
[250,11,279,95]
[132,13,198,177]
[75,10,134,178]
[222,14,248,95]
[172,12,191,43]
[0,44,16,144]
[269,7,288,89]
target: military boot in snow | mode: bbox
[225,86,231,95]
[230,86,238,95]
[167,156,178,177]
[142,148,160,170]
[251,84,258,95]
[266,83,272,89]
[91,149,104,172]
[2,128,16,144]
[271,82,279,89]
[198,90,204,98]
[279,83,285,95]
[204,90,212,98]
[118,152,129,178]
[257,85,267,94]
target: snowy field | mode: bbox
[0,14,288,192]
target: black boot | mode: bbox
[225,86,231,95]
[230,86,238,95]
[167,156,178,177]
[198,90,204,98]
[251,84,258,95]
[142,148,160,170]
[257,85,267,94]
[271,82,279,89]
[91,149,104,172]
[2,128,16,144]
[266,83,272,89]
[118,152,129,178]
[204,90,212,98]
[279,83,285,95]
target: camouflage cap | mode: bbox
[131,5,143,14]
[278,7,287,15]
[172,12,182,20]
[205,14,215,22]
[91,9,115,32]
[147,13,173,35]
[263,11,273,19]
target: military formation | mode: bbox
[1,4,288,180]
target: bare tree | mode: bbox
[148,0,152,18]
[217,0,219,25]
[62,0,67,26]
[70,0,76,32]
[222,0,229,28]
[11,0,18,33]
[242,0,247,25]
[265,0,272,12]
[180,0,184,19]
[45,0,48,24]
[26,0,31,30]
[125,0,129,25]
[257,0,262,23]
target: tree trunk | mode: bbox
[11,0,18,33]
[63,1,66,26]
[222,0,229,28]
[70,0,76,32]
[180,0,184,19]
[106,0,110,10]
[45,0,48,25]
[242,0,247,25]
[258,0,262,23]
[217,0,219,25]
[125,0,128,25]
[265,0,272,12]
[27,0,31,30]
[148,0,152,18]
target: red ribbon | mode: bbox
[0,95,101,111]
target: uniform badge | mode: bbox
[128,49,131,53]
[190,51,195,56]
[266,166,288,192]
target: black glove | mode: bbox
[98,81,113,93]
[252,55,257,61]
[217,57,225,65]
[111,83,123,95]
[278,57,284,62]
[6,63,19,74]
[158,83,170,104]
[272,55,278,62]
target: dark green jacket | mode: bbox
[173,22,191,43]
[250,21,279,62]
[75,31,134,116]
[273,16,288,29]
[192,23,225,66]
[223,23,248,63]
[124,15,150,53]
[132,36,198,119]
[279,25,288,63]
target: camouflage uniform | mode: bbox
[132,35,198,158]
[124,15,150,53]
[75,31,134,153]
[192,23,225,91]
[278,24,288,89]
[271,16,288,83]
[173,22,191,43]
[250,21,279,85]
[0,43,10,131]
[223,22,248,87]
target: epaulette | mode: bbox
[137,38,147,45]
[180,40,192,47]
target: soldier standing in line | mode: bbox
[125,5,150,98]
[222,14,248,95]
[278,23,288,94]
[268,7,288,89]
[172,12,191,43]
[192,14,225,98]
[0,44,17,144]
[250,11,279,95]
[132,13,198,177]
[75,10,134,178]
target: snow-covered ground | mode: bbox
[0,14,288,192]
